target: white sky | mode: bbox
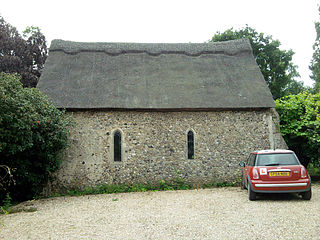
[1,0,319,86]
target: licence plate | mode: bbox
[269,172,289,176]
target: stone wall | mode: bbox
[47,109,287,193]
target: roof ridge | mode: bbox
[49,39,252,56]
[50,48,251,57]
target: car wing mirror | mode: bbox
[239,161,245,167]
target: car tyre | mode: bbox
[248,182,256,201]
[302,188,312,200]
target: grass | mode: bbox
[50,179,238,198]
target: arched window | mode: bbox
[187,130,194,159]
[114,130,122,162]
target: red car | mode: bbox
[240,150,311,201]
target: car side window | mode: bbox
[247,154,252,166]
[247,154,256,166]
[250,154,256,166]
[246,154,251,166]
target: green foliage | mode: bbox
[65,183,156,197]
[210,25,304,99]
[0,193,12,215]
[159,178,192,191]
[275,92,320,167]
[0,165,15,197]
[0,16,47,88]
[310,6,320,92]
[2,193,11,210]
[50,179,237,198]
[307,163,320,176]
[0,73,73,203]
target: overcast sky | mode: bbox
[1,0,319,86]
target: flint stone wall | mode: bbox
[47,109,287,193]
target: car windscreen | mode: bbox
[256,153,299,166]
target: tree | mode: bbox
[0,16,47,88]
[275,92,320,167]
[310,6,320,92]
[0,73,73,202]
[210,26,304,99]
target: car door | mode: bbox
[244,154,253,186]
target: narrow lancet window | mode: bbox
[114,130,122,162]
[187,130,194,159]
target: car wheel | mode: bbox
[248,182,256,201]
[302,188,312,200]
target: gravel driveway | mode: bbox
[1,185,319,240]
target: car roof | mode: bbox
[252,149,294,154]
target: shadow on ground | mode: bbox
[255,192,304,201]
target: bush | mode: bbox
[275,92,320,167]
[0,73,73,203]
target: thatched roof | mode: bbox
[37,39,275,109]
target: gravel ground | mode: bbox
[1,185,320,240]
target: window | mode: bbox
[256,153,299,166]
[248,154,256,166]
[187,130,194,159]
[246,155,251,165]
[114,130,122,162]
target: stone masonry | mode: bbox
[48,109,286,192]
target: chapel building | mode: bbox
[37,39,287,191]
